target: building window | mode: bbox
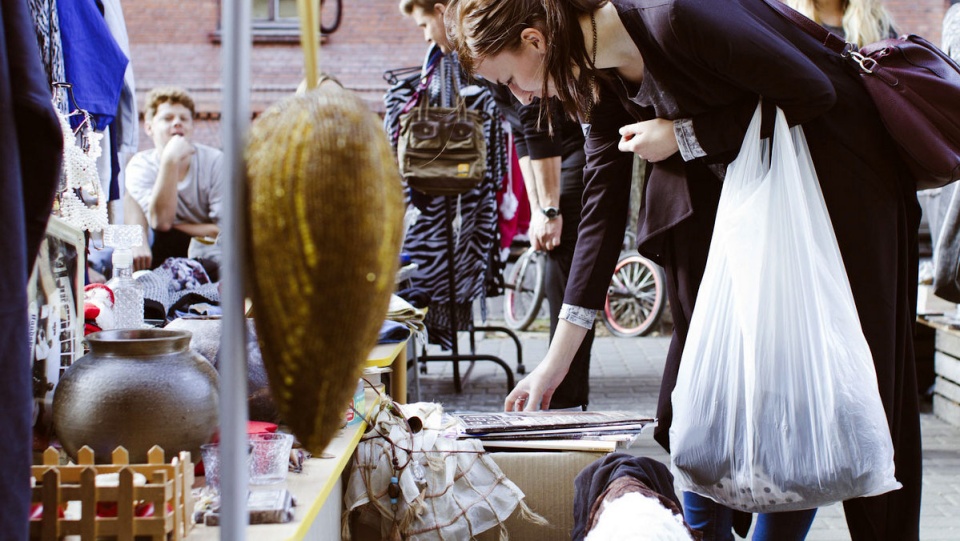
[253,0,298,28]
[211,0,341,43]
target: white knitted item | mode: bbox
[586,492,694,541]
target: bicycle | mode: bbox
[601,250,666,337]
[503,247,546,331]
[504,241,666,337]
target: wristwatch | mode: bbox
[541,206,560,220]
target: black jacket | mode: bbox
[567,1,920,538]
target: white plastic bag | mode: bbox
[669,103,901,513]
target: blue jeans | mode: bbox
[683,492,817,541]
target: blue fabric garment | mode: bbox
[56,0,127,131]
[378,319,412,344]
[683,492,817,541]
[100,0,138,155]
[0,0,64,537]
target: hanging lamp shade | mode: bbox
[245,86,403,453]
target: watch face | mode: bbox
[542,207,559,219]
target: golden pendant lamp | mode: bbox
[244,0,404,453]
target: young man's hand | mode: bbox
[531,212,563,252]
[160,135,195,169]
[132,244,153,271]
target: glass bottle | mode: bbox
[104,225,145,329]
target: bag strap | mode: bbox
[760,0,886,75]
[760,0,850,55]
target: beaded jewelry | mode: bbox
[55,98,108,233]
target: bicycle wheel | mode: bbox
[602,252,666,337]
[503,248,545,331]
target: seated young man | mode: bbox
[125,86,223,280]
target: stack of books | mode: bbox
[450,410,656,452]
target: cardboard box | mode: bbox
[347,450,608,540]
[477,451,608,541]
[918,284,957,315]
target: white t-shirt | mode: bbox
[126,142,223,226]
[125,142,223,260]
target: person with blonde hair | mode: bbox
[784,0,895,46]
[124,86,223,279]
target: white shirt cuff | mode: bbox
[559,303,597,329]
[674,118,706,161]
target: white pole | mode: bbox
[218,0,251,538]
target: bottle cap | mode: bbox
[112,248,133,268]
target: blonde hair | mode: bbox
[144,86,195,121]
[786,0,894,47]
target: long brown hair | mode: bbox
[447,0,604,122]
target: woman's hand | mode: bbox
[505,319,589,410]
[617,118,678,162]
[504,358,570,411]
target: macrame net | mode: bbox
[344,399,545,540]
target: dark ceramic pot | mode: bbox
[53,329,220,464]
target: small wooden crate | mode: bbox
[30,445,195,540]
[935,328,960,426]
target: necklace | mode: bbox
[55,104,108,233]
[587,10,599,118]
[591,10,598,68]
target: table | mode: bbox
[190,339,409,540]
[365,339,409,404]
[190,390,379,541]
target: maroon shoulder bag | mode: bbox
[764,0,960,190]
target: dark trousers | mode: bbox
[546,169,594,409]
[150,228,192,269]
[151,228,220,282]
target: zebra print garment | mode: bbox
[384,45,507,350]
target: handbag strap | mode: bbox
[760,0,850,55]
[760,0,885,74]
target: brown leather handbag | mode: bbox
[397,60,487,196]
[765,0,960,190]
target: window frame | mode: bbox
[209,0,332,44]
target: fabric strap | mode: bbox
[760,0,850,55]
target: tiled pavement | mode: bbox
[412,326,960,540]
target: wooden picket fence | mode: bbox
[30,446,194,540]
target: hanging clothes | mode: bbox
[1,0,65,537]
[384,45,507,350]
[26,0,65,94]
[99,0,137,203]
[56,0,127,131]
[99,0,136,158]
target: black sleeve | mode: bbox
[563,83,635,309]
[673,0,837,157]
[518,99,564,160]
[483,81,530,158]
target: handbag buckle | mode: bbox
[849,51,878,74]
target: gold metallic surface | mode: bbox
[245,86,404,453]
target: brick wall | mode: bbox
[124,0,425,148]
[888,0,950,44]
[123,0,955,149]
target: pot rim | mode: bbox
[84,329,193,355]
